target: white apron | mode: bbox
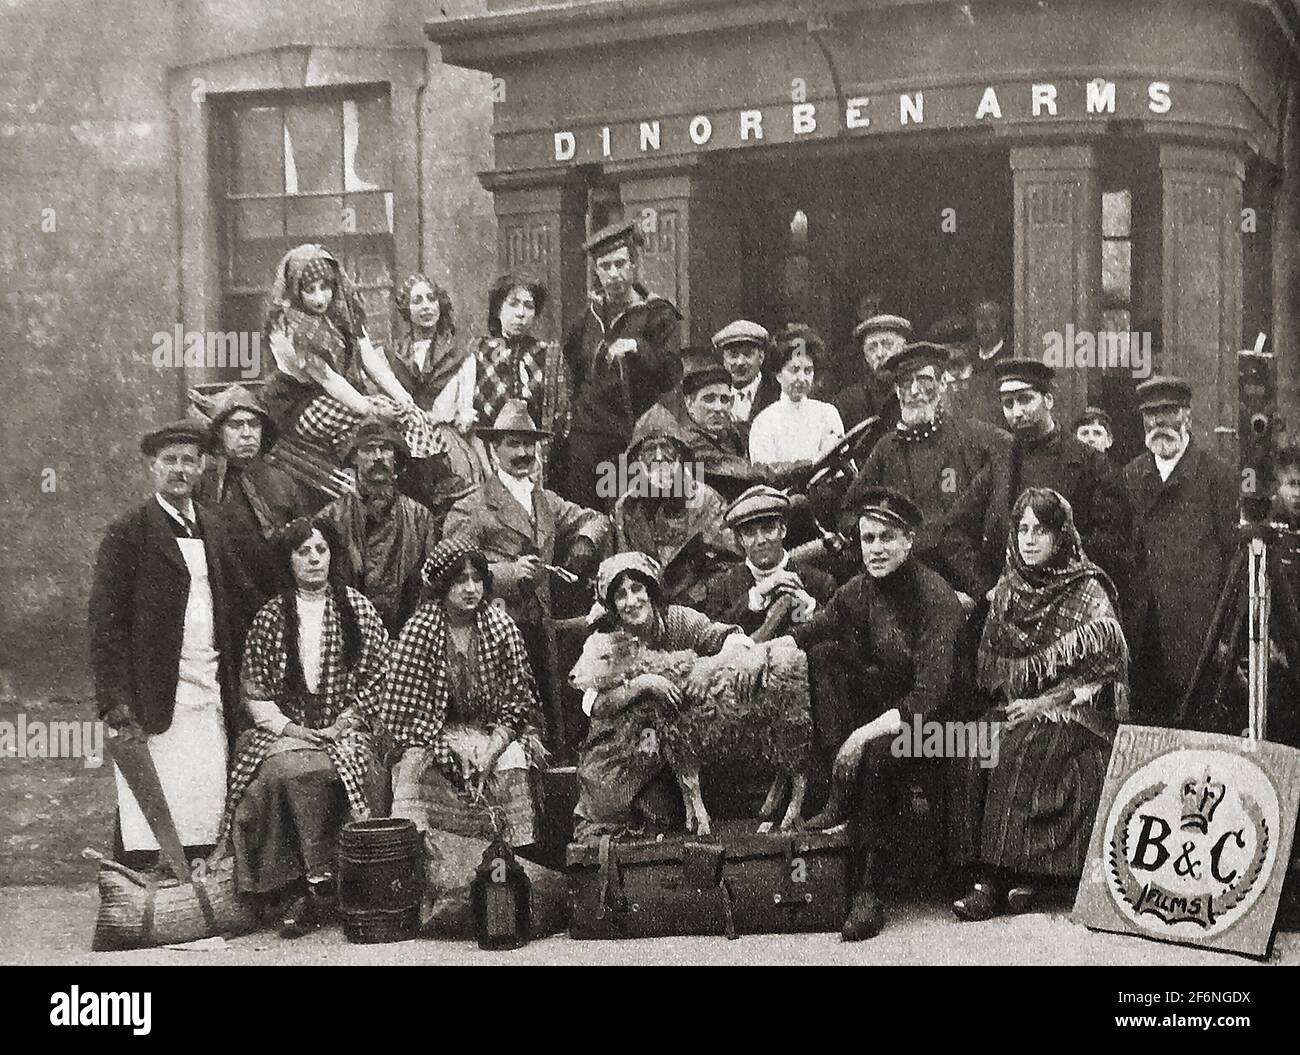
[114,537,228,851]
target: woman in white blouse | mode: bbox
[748,325,845,469]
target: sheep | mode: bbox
[569,630,813,836]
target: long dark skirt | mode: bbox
[954,710,1110,879]
[231,749,346,895]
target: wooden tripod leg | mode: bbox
[1176,546,1247,726]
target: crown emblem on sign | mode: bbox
[1179,771,1226,834]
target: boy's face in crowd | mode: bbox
[1276,467,1300,519]
[1075,422,1112,453]
[859,515,912,578]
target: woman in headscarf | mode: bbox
[572,552,755,841]
[471,275,570,480]
[952,487,1129,920]
[260,244,437,462]
[387,273,482,490]
[214,515,389,938]
[378,538,561,934]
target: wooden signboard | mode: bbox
[1073,725,1300,958]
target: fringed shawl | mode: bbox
[979,489,1129,718]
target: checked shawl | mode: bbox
[377,600,541,782]
[216,587,390,843]
[978,490,1128,718]
[472,335,571,442]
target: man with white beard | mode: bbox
[1122,376,1236,724]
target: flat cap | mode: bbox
[882,341,947,378]
[712,319,770,350]
[141,420,206,456]
[724,484,790,528]
[853,314,913,342]
[1135,375,1192,412]
[1072,405,1114,433]
[852,486,923,531]
[582,220,642,258]
[994,358,1055,394]
[681,348,731,396]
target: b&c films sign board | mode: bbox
[1073,725,1300,959]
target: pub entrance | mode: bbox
[717,138,1014,395]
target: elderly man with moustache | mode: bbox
[318,421,439,638]
[779,488,964,941]
[832,314,910,441]
[195,384,311,589]
[562,220,683,509]
[842,342,1010,606]
[90,421,258,869]
[444,399,608,750]
[712,320,780,445]
[1122,376,1237,724]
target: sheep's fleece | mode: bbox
[572,632,811,772]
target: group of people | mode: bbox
[90,221,1300,943]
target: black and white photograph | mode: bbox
[2,0,1300,1012]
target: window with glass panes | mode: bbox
[1101,190,1132,338]
[212,87,397,369]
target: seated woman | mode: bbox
[471,275,570,481]
[748,325,845,471]
[952,487,1129,920]
[377,538,564,934]
[387,273,482,492]
[573,552,755,841]
[215,516,389,938]
[260,244,434,462]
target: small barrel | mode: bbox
[338,818,422,943]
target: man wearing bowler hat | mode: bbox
[562,220,683,509]
[1122,376,1237,723]
[703,485,836,637]
[713,319,780,444]
[444,399,608,750]
[318,419,440,637]
[89,420,258,868]
[782,487,964,941]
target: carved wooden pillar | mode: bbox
[1010,144,1101,431]
[1160,144,1246,451]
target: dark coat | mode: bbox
[1122,442,1237,720]
[844,419,1011,597]
[701,555,838,636]
[678,416,767,502]
[194,456,310,590]
[792,560,964,723]
[88,500,258,738]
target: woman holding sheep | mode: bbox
[571,551,757,841]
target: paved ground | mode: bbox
[4,884,1297,966]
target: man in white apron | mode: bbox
[90,421,257,868]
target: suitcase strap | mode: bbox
[595,835,628,920]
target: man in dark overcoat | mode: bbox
[89,421,258,867]
[1122,376,1237,724]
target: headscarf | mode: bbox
[391,272,467,396]
[978,488,1128,714]
[264,244,368,381]
[422,538,491,599]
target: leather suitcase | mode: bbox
[566,820,850,939]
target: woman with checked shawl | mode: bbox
[215,516,389,937]
[952,487,1129,921]
[260,244,440,462]
[380,538,546,849]
[470,275,570,482]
